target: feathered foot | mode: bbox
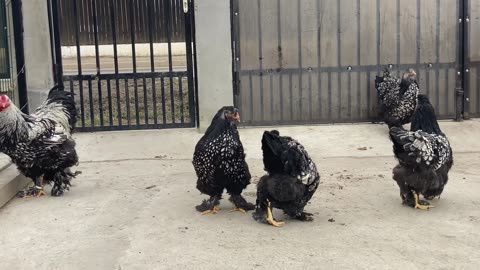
[295,212,314,222]
[196,195,221,215]
[412,191,434,210]
[229,194,255,213]
[266,200,284,227]
[18,186,47,198]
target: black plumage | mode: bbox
[192,106,254,214]
[389,94,453,209]
[0,85,80,197]
[252,130,320,226]
[376,68,419,128]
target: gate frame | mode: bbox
[47,0,198,132]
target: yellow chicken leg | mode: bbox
[266,200,284,227]
[230,208,246,214]
[201,206,220,215]
[412,191,434,210]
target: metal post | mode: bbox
[11,0,28,113]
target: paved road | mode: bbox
[1,121,479,269]
[63,56,187,75]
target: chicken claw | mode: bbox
[201,206,220,215]
[266,201,284,227]
[412,191,434,210]
[230,208,247,214]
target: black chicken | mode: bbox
[0,85,80,197]
[389,95,453,210]
[376,68,419,128]
[252,130,320,227]
[192,106,254,215]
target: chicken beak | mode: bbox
[233,112,241,121]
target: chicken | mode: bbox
[192,106,254,215]
[0,85,80,197]
[376,68,419,128]
[389,95,453,210]
[252,130,320,227]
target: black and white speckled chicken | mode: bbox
[376,68,419,127]
[389,95,453,210]
[192,106,254,215]
[0,85,80,197]
[252,130,320,227]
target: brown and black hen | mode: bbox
[192,106,254,215]
[252,130,320,227]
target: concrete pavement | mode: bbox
[0,120,479,269]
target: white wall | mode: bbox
[195,0,234,130]
[22,0,54,111]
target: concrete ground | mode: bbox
[1,120,480,270]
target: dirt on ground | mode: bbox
[0,123,479,270]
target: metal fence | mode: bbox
[232,0,470,125]
[0,0,17,102]
[49,0,197,132]
[57,0,187,46]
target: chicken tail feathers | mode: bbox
[46,85,78,131]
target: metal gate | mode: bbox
[467,0,480,118]
[48,0,197,132]
[232,0,467,125]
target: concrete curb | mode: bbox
[0,164,30,209]
[61,43,186,58]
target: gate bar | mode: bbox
[11,0,28,113]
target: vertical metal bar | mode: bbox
[317,0,322,119]
[348,72,352,120]
[73,0,85,127]
[456,0,466,121]
[357,0,362,120]
[231,0,241,108]
[12,0,28,113]
[69,79,74,95]
[376,0,380,70]
[328,72,332,120]
[129,0,140,125]
[125,78,131,125]
[88,79,95,126]
[337,0,342,119]
[165,0,175,123]
[161,77,167,124]
[462,0,470,119]
[91,0,103,126]
[396,0,401,67]
[367,71,371,117]
[297,0,302,121]
[435,0,440,111]
[50,0,64,85]
[270,73,274,121]
[249,73,253,121]
[308,72,312,120]
[416,0,421,66]
[277,0,283,121]
[192,0,200,126]
[184,0,196,126]
[110,0,121,126]
[289,73,293,120]
[178,76,184,123]
[258,0,264,121]
[147,0,157,126]
[143,75,148,124]
[107,79,113,125]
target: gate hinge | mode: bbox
[183,0,188,13]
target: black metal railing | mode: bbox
[49,0,196,132]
